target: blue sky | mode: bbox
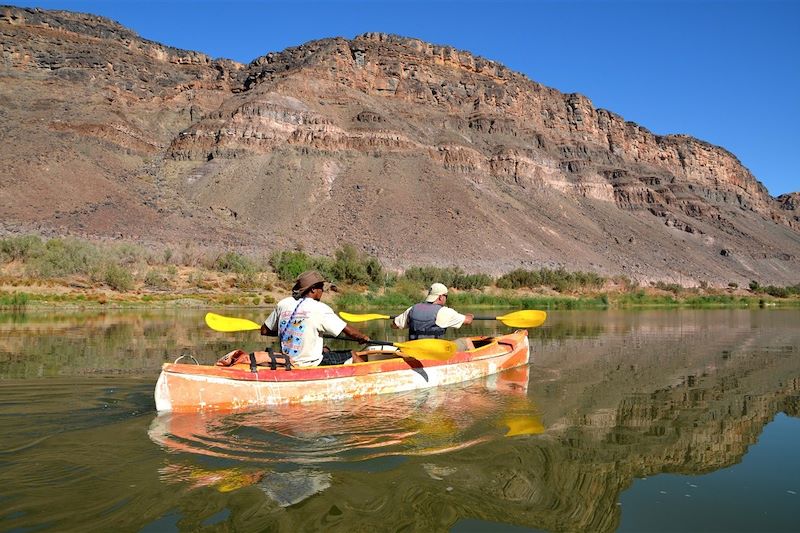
[10,0,799,196]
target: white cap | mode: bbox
[425,282,448,302]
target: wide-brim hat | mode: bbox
[425,282,448,302]
[293,270,326,296]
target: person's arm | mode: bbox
[317,303,369,342]
[261,309,278,336]
[342,324,370,343]
[391,308,411,329]
[436,307,472,328]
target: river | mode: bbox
[1,308,798,532]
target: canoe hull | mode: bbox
[155,330,530,412]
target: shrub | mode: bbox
[110,242,147,266]
[29,238,102,278]
[188,271,214,290]
[234,271,260,289]
[270,246,384,286]
[0,235,45,261]
[144,269,172,290]
[270,250,313,282]
[612,275,638,291]
[496,267,604,292]
[391,278,427,301]
[763,285,789,298]
[331,244,384,286]
[215,251,260,275]
[654,281,682,295]
[401,266,492,290]
[104,264,134,291]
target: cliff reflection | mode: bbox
[3,309,798,531]
[150,311,798,532]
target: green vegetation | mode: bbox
[1,234,799,309]
[103,264,134,292]
[335,290,611,310]
[29,238,102,278]
[269,250,327,282]
[143,269,173,290]
[496,267,604,292]
[0,291,29,309]
[270,244,384,286]
[0,235,45,261]
[400,266,492,290]
[758,284,800,298]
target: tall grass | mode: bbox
[0,291,29,309]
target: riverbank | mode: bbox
[2,275,799,311]
[1,235,798,311]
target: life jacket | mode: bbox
[408,302,446,340]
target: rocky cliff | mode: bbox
[1,6,798,285]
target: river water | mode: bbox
[0,308,798,532]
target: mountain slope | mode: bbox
[1,7,798,285]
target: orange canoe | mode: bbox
[155,330,530,412]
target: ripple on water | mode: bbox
[0,377,153,455]
[148,369,542,466]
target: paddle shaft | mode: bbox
[325,335,392,347]
[339,309,546,328]
[345,314,512,321]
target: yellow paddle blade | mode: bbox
[338,311,392,323]
[394,338,458,360]
[205,312,261,332]
[503,415,545,437]
[495,310,547,328]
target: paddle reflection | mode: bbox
[149,365,539,464]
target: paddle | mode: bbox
[203,313,458,360]
[350,338,457,360]
[205,312,261,332]
[338,309,547,328]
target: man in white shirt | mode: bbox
[261,271,370,367]
[392,283,474,340]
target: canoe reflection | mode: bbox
[149,366,542,504]
[149,365,540,462]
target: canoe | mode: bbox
[154,330,530,412]
[148,365,535,461]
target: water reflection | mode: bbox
[0,309,798,532]
[149,365,541,507]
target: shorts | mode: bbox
[319,348,353,366]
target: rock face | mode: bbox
[1,7,799,284]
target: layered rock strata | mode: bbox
[1,8,798,284]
